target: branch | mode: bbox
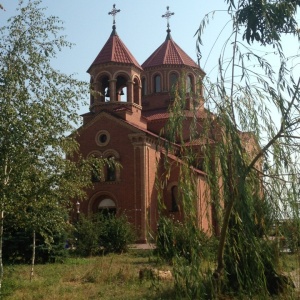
[246,77,300,173]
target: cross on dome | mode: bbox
[108,4,121,34]
[162,6,174,32]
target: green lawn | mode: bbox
[2,250,299,299]
[2,249,175,300]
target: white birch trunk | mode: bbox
[30,231,36,281]
[0,210,4,290]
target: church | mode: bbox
[73,5,217,242]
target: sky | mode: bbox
[0,0,299,116]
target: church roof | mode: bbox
[143,108,209,121]
[88,28,142,71]
[142,33,199,69]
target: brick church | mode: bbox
[73,6,215,242]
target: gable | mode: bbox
[77,111,145,136]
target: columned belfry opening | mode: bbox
[116,75,127,102]
[87,3,143,111]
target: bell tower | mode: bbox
[85,4,145,127]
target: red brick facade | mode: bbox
[73,22,213,242]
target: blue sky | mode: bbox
[1,1,299,115]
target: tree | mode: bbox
[229,0,300,45]
[157,0,299,298]
[0,0,92,289]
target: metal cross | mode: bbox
[108,4,121,26]
[162,6,174,30]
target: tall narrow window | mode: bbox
[91,165,101,182]
[186,75,193,93]
[106,156,116,181]
[171,186,179,212]
[154,75,161,93]
[142,77,147,96]
[170,73,178,90]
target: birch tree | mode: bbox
[0,0,90,289]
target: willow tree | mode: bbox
[157,0,300,298]
[200,0,300,296]
[0,0,91,290]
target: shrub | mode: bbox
[75,213,135,256]
[280,220,300,253]
[156,217,214,263]
[74,216,100,256]
[3,224,69,264]
[98,214,135,253]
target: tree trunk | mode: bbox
[30,230,36,281]
[0,210,4,291]
[214,153,235,279]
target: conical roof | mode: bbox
[142,33,199,69]
[88,28,142,72]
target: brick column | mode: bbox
[129,133,149,242]
[109,79,117,102]
[127,80,133,103]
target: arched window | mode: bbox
[91,166,101,182]
[88,153,104,183]
[98,198,116,216]
[154,75,161,93]
[186,75,193,94]
[171,186,179,212]
[142,77,147,96]
[133,77,140,105]
[106,156,116,181]
[170,73,179,90]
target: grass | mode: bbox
[1,250,299,299]
[2,249,175,300]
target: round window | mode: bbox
[96,130,110,146]
[99,133,107,143]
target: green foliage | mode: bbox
[75,215,100,257]
[226,0,300,45]
[0,0,95,288]
[3,217,69,264]
[279,220,300,253]
[1,252,175,299]
[98,214,136,254]
[75,213,136,256]
[157,0,300,297]
[156,216,215,264]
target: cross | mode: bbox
[108,4,121,26]
[162,6,174,30]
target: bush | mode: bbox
[280,220,300,253]
[3,225,69,264]
[156,217,214,263]
[75,216,100,256]
[75,213,135,256]
[99,214,136,253]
